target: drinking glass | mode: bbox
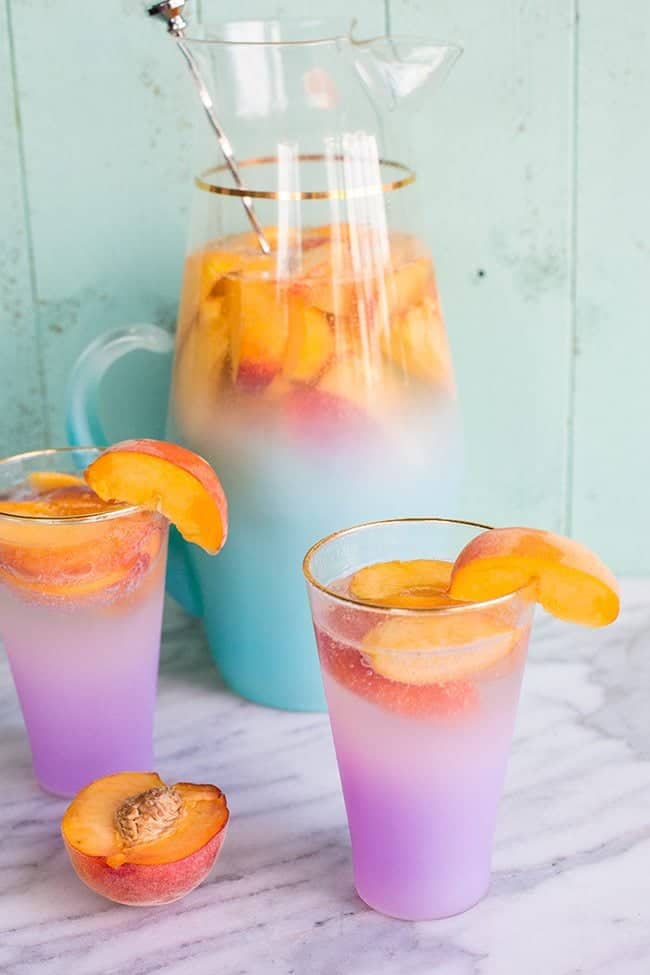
[304,518,534,919]
[0,448,169,796]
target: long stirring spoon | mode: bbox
[148,0,271,254]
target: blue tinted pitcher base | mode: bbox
[216,661,327,713]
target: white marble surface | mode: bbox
[1,581,649,975]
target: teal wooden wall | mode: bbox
[1,1,647,572]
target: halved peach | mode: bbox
[350,559,454,607]
[361,610,524,684]
[62,772,229,906]
[85,440,227,555]
[449,527,620,626]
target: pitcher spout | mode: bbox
[352,35,462,108]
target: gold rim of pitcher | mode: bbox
[195,154,416,201]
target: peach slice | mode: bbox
[173,295,230,422]
[382,296,453,388]
[0,501,165,604]
[26,471,85,492]
[350,559,454,606]
[85,439,228,555]
[62,772,229,906]
[318,355,392,412]
[199,245,275,300]
[318,629,478,718]
[283,300,334,383]
[225,278,289,389]
[282,385,377,446]
[361,611,523,685]
[449,527,620,626]
[384,254,434,315]
[0,486,123,519]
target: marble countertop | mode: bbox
[1,581,649,975]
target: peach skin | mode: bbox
[449,527,620,626]
[62,772,229,906]
[85,439,228,555]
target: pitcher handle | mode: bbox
[66,324,204,618]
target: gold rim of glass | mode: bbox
[195,155,416,201]
[0,447,142,525]
[302,517,535,615]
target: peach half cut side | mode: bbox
[85,440,228,555]
[349,559,455,608]
[361,611,523,685]
[62,772,229,907]
[449,527,620,627]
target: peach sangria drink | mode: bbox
[0,442,227,796]
[303,519,619,919]
[169,223,460,709]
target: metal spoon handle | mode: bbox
[148,1,271,254]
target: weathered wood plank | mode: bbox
[0,1,46,455]
[390,0,575,531]
[571,1,650,573]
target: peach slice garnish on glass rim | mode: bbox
[449,527,620,626]
[62,771,229,906]
[85,439,228,555]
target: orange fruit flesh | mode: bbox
[172,224,453,442]
[0,479,162,602]
[361,610,523,685]
[0,486,124,519]
[85,443,227,555]
[26,471,86,492]
[449,527,620,626]
[61,772,229,869]
[343,557,526,685]
[350,559,458,609]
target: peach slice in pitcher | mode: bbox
[85,439,228,555]
[382,296,454,389]
[350,558,458,609]
[283,299,334,383]
[449,527,620,626]
[62,772,229,906]
[225,278,290,390]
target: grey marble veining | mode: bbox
[1,582,649,975]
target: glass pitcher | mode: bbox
[67,18,463,711]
